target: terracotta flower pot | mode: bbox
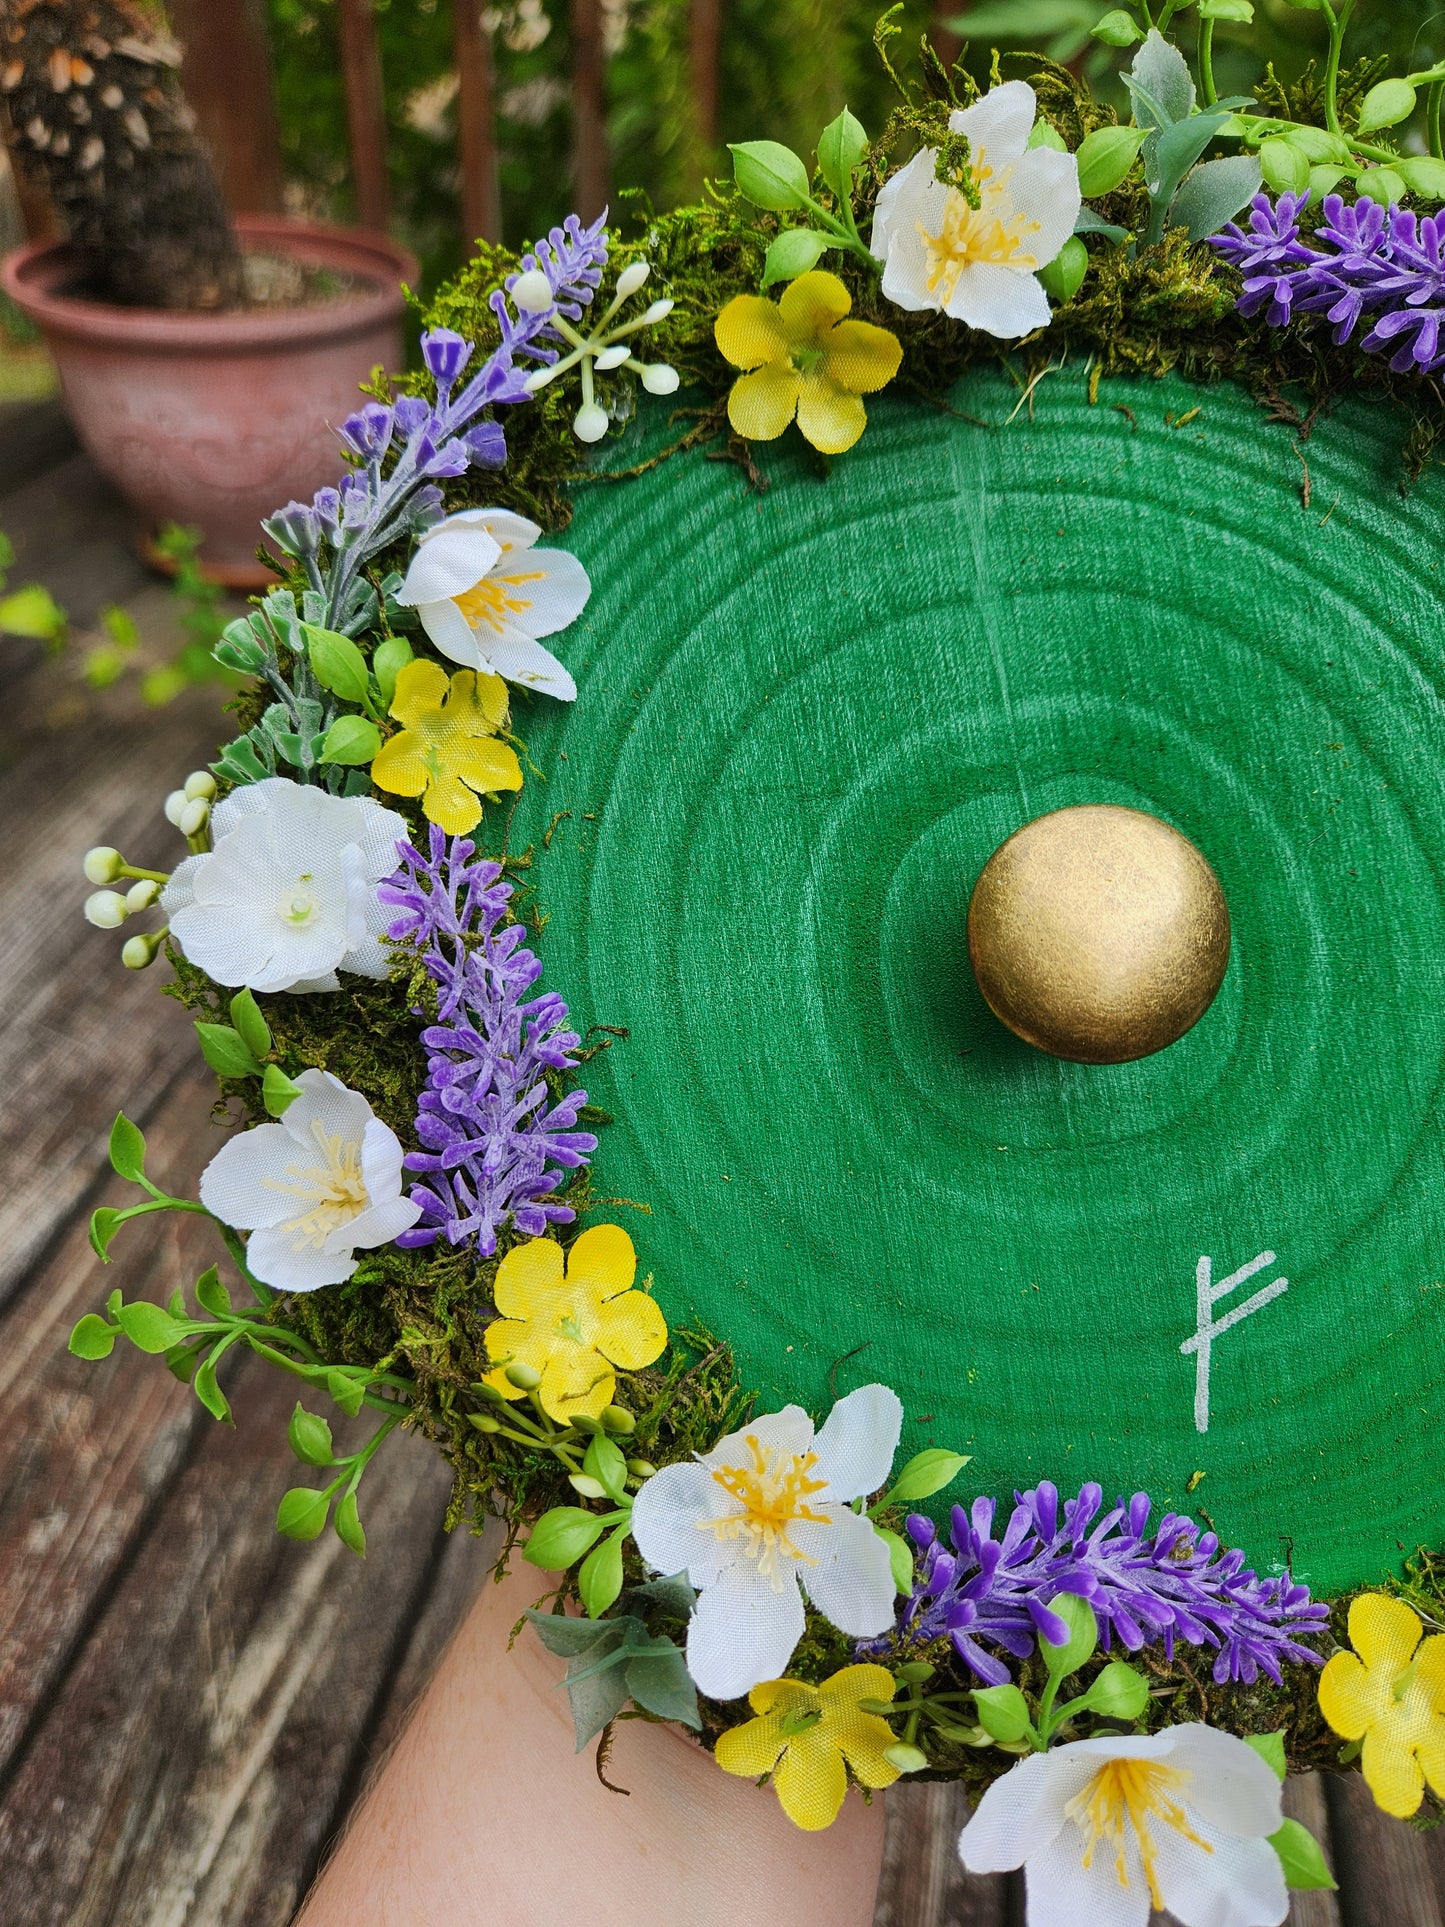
[1,215,418,588]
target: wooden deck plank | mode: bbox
[0,595,231,1308]
[1284,1774,1344,1927]
[0,400,79,497]
[0,1063,217,1779]
[0,1352,456,1927]
[1326,1771,1444,1927]
[1,447,149,626]
[874,1782,1011,1926]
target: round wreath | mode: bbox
[74,17,1445,1923]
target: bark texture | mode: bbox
[0,0,240,308]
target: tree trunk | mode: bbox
[0,0,241,309]
[337,0,390,232]
[571,0,607,224]
[453,0,499,246]
[168,0,283,214]
[688,0,721,153]
[929,1,963,73]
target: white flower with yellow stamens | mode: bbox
[958,1724,1288,1927]
[629,1384,901,1700]
[199,1070,421,1293]
[394,508,591,702]
[870,80,1081,339]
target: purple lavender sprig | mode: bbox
[861,1480,1328,1688]
[380,826,597,1257]
[1211,190,1445,379]
[262,211,610,632]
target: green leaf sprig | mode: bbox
[525,1606,701,1749]
[731,107,880,289]
[211,587,404,795]
[519,1424,651,1618]
[69,1115,413,1556]
[276,1400,403,1555]
[193,989,304,1116]
[1097,1,1445,208]
[864,1444,971,1595]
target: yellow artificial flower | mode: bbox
[371,657,523,835]
[714,271,902,456]
[1318,1593,1445,1817]
[715,1665,902,1830]
[483,1225,667,1421]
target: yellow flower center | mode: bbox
[267,1120,370,1248]
[704,1435,831,1585]
[1065,1759,1211,1912]
[917,150,1042,305]
[453,568,546,635]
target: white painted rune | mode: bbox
[1180,1251,1289,1435]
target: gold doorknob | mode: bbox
[967,804,1231,1065]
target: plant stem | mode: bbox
[798,193,880,272]
[1233,114,1408,168]
[349,1409,402,1484]
[1321,0,1356,139]
[1198,17,1217,108]
[217,1223,275,1307]
[1431,80,1445,160]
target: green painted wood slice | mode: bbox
[509,367,1445,1594]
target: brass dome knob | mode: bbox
[967,804,1231,1065]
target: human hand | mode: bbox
[297,1541,886,1927]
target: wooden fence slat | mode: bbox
[1325,1769,1444,1927]
[929,1,963,73]
[454,0,502,246]
[0,1352,455,1927]
[571,0,608,224]
[0,1066,217,1782]
[338,0,391,233]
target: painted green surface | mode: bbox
[508,368,1445,1593]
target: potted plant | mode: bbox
[0,0,416,585]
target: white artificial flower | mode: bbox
[870,80,1081,339]
[161,777,406,994]
[199,1069,421,1292]
[395,509,590,702]
[958,1724,1288,1927]
[629,1383,902,1700]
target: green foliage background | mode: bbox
[264,0,934,291]
[264,0,1445,293]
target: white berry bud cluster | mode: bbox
[80,767,215,968]
[519,257,679,445]
[164,769,218,849]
